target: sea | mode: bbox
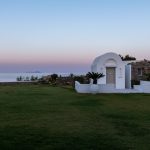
[0,73,71,82]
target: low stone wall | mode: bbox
[75,81,150,93]
[98,84,115,93]
[134,80,150,93]
[75,82,117,93]
[75,81,91,93]
[140,80,150,85]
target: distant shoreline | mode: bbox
[0,81,38,85]
[0,72,85,82]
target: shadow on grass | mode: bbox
[104,113,150,137]
[0,126,129,150]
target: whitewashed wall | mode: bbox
[75,81,91,93]
[134,81,150,93]
[125,65,131,89]
[75,81,150,93]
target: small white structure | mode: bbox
[75,52,150,93]
[91,52,128,89]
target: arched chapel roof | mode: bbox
[92,52,123,67]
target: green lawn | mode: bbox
[0,84,150,150]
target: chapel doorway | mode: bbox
[106,67,116,84]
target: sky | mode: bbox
[0,0,150,73]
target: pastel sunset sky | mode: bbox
[0,0,150,73]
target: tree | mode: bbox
[86,72,104,84]
[16,76,23,81]
[69,73,74,78]
[30,76,38,81]
[119,54,136,61]
[51,74,58,83]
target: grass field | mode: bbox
[0,84,150,150]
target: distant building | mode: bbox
[130,60,150,81]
